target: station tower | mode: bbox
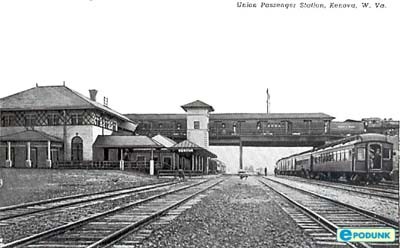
[181,100,214,149]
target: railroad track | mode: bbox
[0,180,178,223]
[274,176,399,201]
[376,181,399,190]
[2,178,222,248]
[259,177,399,248]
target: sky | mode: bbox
[0,0,398,173]
[0,0,399,122]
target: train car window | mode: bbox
[383,148,391,160]
[357,148,365,161]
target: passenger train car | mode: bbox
[275,133,394,183]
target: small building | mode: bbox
[92,135,217,174]
[169,139,217,173]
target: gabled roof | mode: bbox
[171,140,217,158]
[152,134,177,148]
[93,135,162,148]
[172,140,203,149]
[0,85,133,123]
[181,100,214,112]
[0,130,62,142]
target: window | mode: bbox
[357,148,365,161]
[194,121,200,129]
[383,148,391,160]
[1,115,16,126]
[221,123,226,129]
[104,148,109,161]
[25,114,37,126]
[50,148,59,162]
[324,121,329,133]
[47,114,60,126]
[256,121,262,130]
[233,124,237,134]
[71,136,83,161]
[137,155,146,165]
[71,114,83,125]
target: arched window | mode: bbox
[71,136,83,161]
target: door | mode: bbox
[31,148,38,168]
[368,143,382,170]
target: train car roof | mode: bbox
[316,133,390,151]
[276,133,391,163]
[276,149,314,163]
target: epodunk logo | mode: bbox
[337,228,395,242]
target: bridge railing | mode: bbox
[209,127,327,137]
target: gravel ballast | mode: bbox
[0,180,197,243]
[270,176,399,222]
[138,176,316,248]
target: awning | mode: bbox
[118,121,138,132]
[93,135,163,149]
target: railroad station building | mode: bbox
[0,85,217,174]
[0,85,137,168]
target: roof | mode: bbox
[181,100,214,112]
[93,135,163,148]
[171,140,217,158]
[126,113,186,121]
[125,112,334,122]
[118,121,138,132]
[0,130,62,142]
[0,85,133,123]
[152,134,177,148]
[210,113,334,120]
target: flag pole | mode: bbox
[266,89,270,114]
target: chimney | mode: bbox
[89,89,98,101]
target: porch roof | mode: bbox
[93,135,163,148]
[0,130,62,142]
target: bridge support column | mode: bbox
[149,149,154,176]
[239,138,243,170]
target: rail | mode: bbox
[157,169,204,178]
[53,160,120,170]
